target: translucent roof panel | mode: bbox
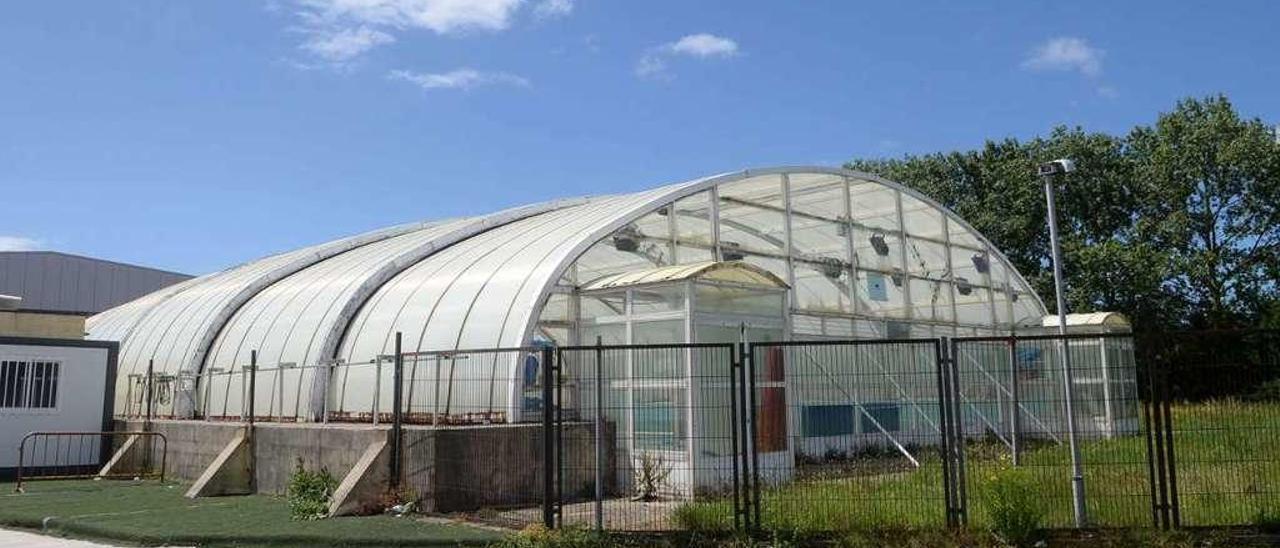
[580,260,789,291]
[86,166,1045,421]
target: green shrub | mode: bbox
[671,501,734,532]
[981,467,1045,546]
[286,459,338,521]
[491,525,611,548]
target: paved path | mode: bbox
[0,528,119,548]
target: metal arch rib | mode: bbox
[181,221,439,386]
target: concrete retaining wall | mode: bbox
[115,419,614,514]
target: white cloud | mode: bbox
[533,0,572,19]
[291,0,530,65]
[636,33,739,80]
[302,25,396,62]
[634,54,668,79]
[664,33,738,58]
[298,0,525,34]
[389,68,530,90]
[0,236,42,252]
[1022,37,1104,77]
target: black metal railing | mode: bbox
[15,431,167,492]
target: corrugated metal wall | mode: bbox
[0,251,192,314]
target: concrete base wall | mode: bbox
[115,419,614,514]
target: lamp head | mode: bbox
[1037,159,1076,177]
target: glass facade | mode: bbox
[538,171,1044,345]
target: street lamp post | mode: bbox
[1038,159,1088,527]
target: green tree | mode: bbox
[1128,95,1280,328]
[848,95,1278,331]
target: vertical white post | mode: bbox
[433,355,442,427]
[373,357,382,426]
[1043,173,1087,527]
[1100,338,1114,438]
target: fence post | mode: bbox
[1142,347,1168,529]
[1008,338,1021,467]
[745,339,761,532]
[391,332,404,489]
[947,339,969,527]
[737,340,753,532]
[1160,369,1181,528]
[593,337,604,531]
[541,345,555,529]
[553,345,563,528]
[934,340,955,528]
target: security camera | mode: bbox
[1037,159,1076,177]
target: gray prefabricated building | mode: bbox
[0,251,192,315]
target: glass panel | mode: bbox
[950,246,988,289]
[671,192,715,263]
[900,194,945,240]
[632,319,686,346]
[634,389,686,450]
[948,218,984,248]
[633,210,674,265]
[953,279,994,327]
[630,284,686,315]
[539,293,570,322]
[792,264,851,314]
[909,278,954,322]
[575,238,657,284]
[718,175,786,256]
[990,259,1015,327]
[848,180,899,232]
[694,283,784,317]
[903,237,947,277]
[581,323,625,346]
[855,231,903,283]
[855,269,907,318]
[579,292,626,320]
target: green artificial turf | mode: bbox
[0,479,504,547]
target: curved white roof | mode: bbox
[88,167,1046,419]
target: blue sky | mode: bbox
[2,1,1277,275]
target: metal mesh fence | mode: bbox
[953,334,1150,528]
[1139,329,1280,527]
[753,340,950,530]
[102,330,1280,535]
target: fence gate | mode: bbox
[549,343,746,531]
[745,339,955,531]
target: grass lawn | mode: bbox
[674,401,1280,533]
[0,479,504,547]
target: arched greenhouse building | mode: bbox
[88,167,1050,428]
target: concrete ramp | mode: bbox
[185,428,253,498]
[327,438,390,517]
